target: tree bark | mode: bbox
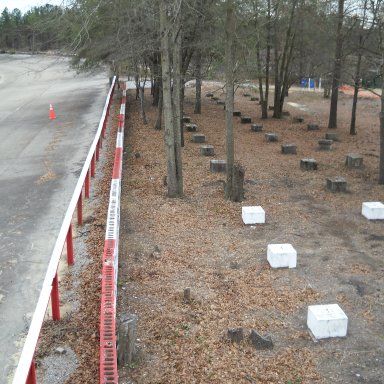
[159,0,183,197]
[194,49,202,114]
[225,0,235,201]
[328,0,345,129]
[154,85,163,130]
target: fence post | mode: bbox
[77,191,83,225]
[85,170,90,198]
[91,153,96,177]
[51,273,60,321]
[66,224,74,266]
[26,359,36,384]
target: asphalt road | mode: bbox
[0,54,108,382]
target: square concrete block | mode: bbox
[362,202,384,220]
[242,206,265,225]
[307,304,348,340]
[267,244,297,268]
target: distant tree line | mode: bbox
[2,0,384,187]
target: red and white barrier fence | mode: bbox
[99,84,126,384]
[13,77,117,384]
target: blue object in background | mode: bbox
[300,78,315,88]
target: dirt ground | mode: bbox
[117,84,384,384]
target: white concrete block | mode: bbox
[307,304,348,339]
[267,244,296,268]
[362,202,384,220]
[242,206,265,224]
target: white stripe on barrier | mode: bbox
[120,103,126,116]
[106,179,120,241]
[116,132,124,149]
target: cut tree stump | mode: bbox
[117,313,138,366]
[293,116,304,123]
[200,145,215,156]
[206,92,214,97]
[307,123,320,131]
[269,105,274,110]
[249,330,273,350]
[251,124,263,132]
[265,133,278,142]
[251,97,259,101]
[326,132,339,141]
[228,328,244,343]
[192,134,205,143]
[182,116,191,123]
[300,158,318,171]
[345,153,363,168]
[241,116,252,124]
[183,288,191,304]
[326,176,347,192]
[281,144,297,154]
[185,123,198,132]
[210,159,227,173]
[318,139,333,150]
[233,111,241,117]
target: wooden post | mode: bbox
[117,314,138,367]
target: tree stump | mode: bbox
[182,116,191,123]
[216,100,225,105]
[326,176,347,192]
[200,145,215,156]
[249,330,273,350]
[117,313,138,366]
[212,96,219,101]
[345,153,363,168]
[300,158,318,171]
[185,123,198,132]
[268,105,274,110]
[293,116,304,123]
[183,287,191,304]
[265,133,278,142]
[210,159,227,173]
[326,132,339,141]
[281,144,297,154]
[228,328,244,343]
[206,92,214,97]
[233,111,241,117]
[318,139,333,150]
[251,124,263,132]
[241,116,252,124]
[251,97,259,101]
[192,134,205,143]
[307,123,320,131]
[243,93,251,97]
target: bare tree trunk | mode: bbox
[172,8,184,192]
[159,0,183,197]
[350,54,361,135]
[154,86,163,130]
[225,0,235,201]
[328,0,345,129]
[380,90,384,184]
[139,85,147,125]
[194,49,202,114]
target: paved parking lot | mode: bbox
[0,54,108,382]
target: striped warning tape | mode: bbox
[100,84,126,384]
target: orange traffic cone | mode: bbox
[49,104,56,120]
